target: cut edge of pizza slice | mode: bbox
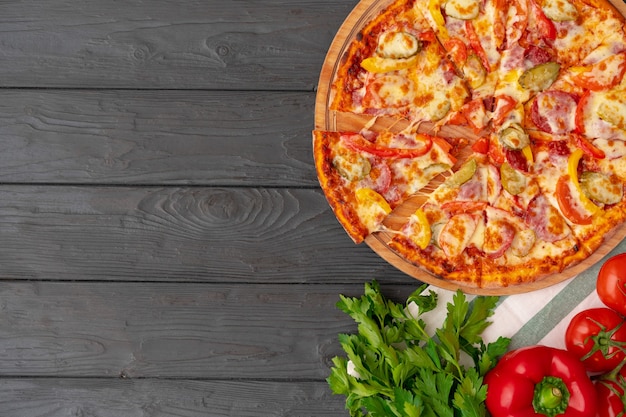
[312,128,458,244]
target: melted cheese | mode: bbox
[584,90,626,141]
[355,188,391,232]
[444,0,480,20]
[541,0,578,22]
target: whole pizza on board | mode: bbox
[313,0,626,293]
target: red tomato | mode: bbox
[565,307,626,373]
[597,253,626,317]
[595,364,626,417]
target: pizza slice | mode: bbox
[414,0,506,85]
[329,0,470,125]
[532,136,626,257]
[387,150,588,288]
[312,129,457,243]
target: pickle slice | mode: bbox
[518,62,560,92]
[445,158,477,187]
[376,32,421,59]
[333,153,371,181]
[580,171,624,205]
[500,162,526,195]
[598,102,626,131]
[463,54,487,89]
[499,123,530,150]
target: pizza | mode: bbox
[313,0,626,289]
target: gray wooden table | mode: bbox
[0,1,425,415]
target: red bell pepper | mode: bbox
[341,133,433,158]
[485,345,597,417]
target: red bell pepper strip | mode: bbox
[465,21,490,72]
[530,0,557,43]
[575,90,591,135]
[575,133,605,159]
[342,133,433,158]
[485,345,597,417]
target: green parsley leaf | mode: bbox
[328,281,511,417]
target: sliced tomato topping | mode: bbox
[446,110,468,126]
[572,52,626,91]
[461,98,487,133]
[492,95,518,127]
[556,175,593,225]
[488,134,506,165]
[575,134,605,159]
[444,37,468,68]
[465,21,490,72]
[342,133,433,158]
[471,137,490,154]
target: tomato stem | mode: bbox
[533,376,570,417]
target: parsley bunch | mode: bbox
[327,280,510,417]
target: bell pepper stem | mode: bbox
[533,376,570,417]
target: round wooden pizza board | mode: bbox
[314,0,626,295]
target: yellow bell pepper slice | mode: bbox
[522,145,534,164]
[410,208,431,250]
[567,149,601,215]
[360,55,419,73]
[428,0,449,40]
[355,188,392,215]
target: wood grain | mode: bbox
[0,281,418,378]
[0,186,408,283]
[0,379,344,417]
[0,90,318,186]
[0,0,358,90]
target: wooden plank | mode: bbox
[0,378,345,417]
[0,0,357,90]
[0,90,317,186]
[0,281,418,378]
[0,186,411,283]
